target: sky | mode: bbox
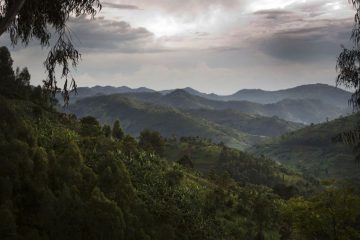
[0,0,357,94]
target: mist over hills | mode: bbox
[64,83,353,152]
[116,89,348,124]
[68,83,351,107]
[62,83,351,124]
[214,84,352,108]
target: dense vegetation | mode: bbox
[250,114,360,185]
[1,46,360,239]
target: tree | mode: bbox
[15,67,30,87]
[0,46,15,97]
[138,129,165,156]
[177,154,194,169]
[336,0,360,161]
[337,0,360,108]
[112,120,124,141]
[288,189,360,239]
[120,135,139,159]
[0,0,102,103]
[0,47,32,99]
[102,124,112,138]
[80,116,101,137]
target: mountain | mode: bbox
[249,114,360,181]
[67,94,263,149]
[60,83,351,110]
[158,84,351,109]
[160,87,209,97]
[118,90,348,124]
[215,84,352,108]
[57,85,156,104]
[185,108,303,137]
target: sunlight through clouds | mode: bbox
[1,0,356,92]
[247,0,303,12]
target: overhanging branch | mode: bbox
[0,0,26,36]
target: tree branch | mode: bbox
[0,0,26,36]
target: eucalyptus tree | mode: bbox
[0,0,102,104]
[336,0,360,158]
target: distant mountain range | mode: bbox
[65,83,352,109]
[61,84,352,124]
[63,83,353,149]
[115,89,349,124]
[64,83,360,180]
[209,84,352,108]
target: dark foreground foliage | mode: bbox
[0,47,360,240]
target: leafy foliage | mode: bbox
[0,0,101,103]
[250,114,360,185]
[0,51,359,239]
[112,120,125,141]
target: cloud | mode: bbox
[260,19,352,61]
[1,0,355,94]
[254,9,296,20]
[68,16,155,52]
[246,5,354,62]
[102,2,141,10]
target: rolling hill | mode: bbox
[185,108,303,137]
[66,92,313,149]
[119,89,348,124]
[249,114,360,182]
[57,85,155,103]
[216,84,351,108]
[67,94,263,149]
[60,83,352,110]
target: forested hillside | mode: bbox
[66,94,262,149]
[63,84,349,124]
[250,114,360,182]
[1,46,360,239]
[116,90,347,124]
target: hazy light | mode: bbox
[146,16,191,37]
[248,0,303,12]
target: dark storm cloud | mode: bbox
[68,17,154,52]
[254,9,296,20]
[253,10,353,62]
[102,2,141,10]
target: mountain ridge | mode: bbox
[114,90,349,124]
[63,83,351,108]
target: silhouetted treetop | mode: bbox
[0,0,102,104]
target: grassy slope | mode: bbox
[249,114,360,181]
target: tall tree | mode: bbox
[112,120,124,141]
[336,0,360,160]
[0,0,102,103]
[138,129,165,156]
[337,0,360,107]
[0,46,15,97]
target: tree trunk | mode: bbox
[0,0,26,36]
